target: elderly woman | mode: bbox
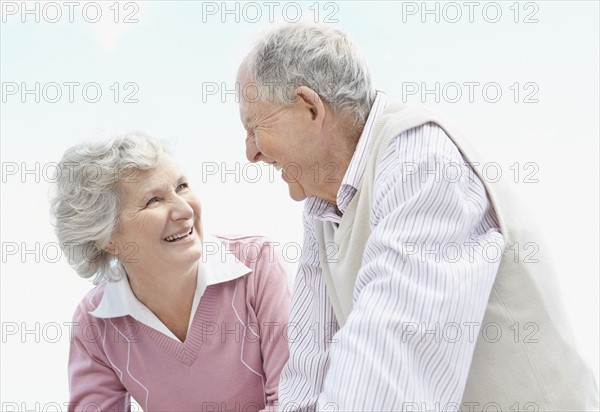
[50,133,291,411]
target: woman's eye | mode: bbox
[145,197,159,207]
[176,183,189,192]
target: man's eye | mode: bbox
[176,183,189,191]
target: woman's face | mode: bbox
[109,154,202,277]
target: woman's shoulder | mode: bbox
[213,233,278,266]
[212,233,291,295]
[213,233,272,246]
[71,282,108,323]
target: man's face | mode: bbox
[238,75,322,201]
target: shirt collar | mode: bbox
[337,91,387,208]
[306,91,387,222]
[89,234,251,341]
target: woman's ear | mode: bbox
[104,240,118,256]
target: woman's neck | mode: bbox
[124,262,198,340]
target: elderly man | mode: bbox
[237,24,598,411]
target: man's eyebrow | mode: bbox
[243,118,254,129]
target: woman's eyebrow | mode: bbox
[138,182,168,199]
[141,177,187,197]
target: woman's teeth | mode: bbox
[165,228,192,242]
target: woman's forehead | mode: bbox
[119,156,184,195]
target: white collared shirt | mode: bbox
[305,91,387,222]
[89,234,252,343]
[279,92,503,410]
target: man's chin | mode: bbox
[288,184,307,202]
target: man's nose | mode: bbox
[246,138,261,163]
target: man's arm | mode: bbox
[278,208,339,412]
[318,125,505,411]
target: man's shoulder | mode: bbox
[374,119,465,168]
[376,101,468,162]
[377,101,432,124]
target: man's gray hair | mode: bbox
[244,23,376,129]
[49,132,168,283]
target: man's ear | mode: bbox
[294,86,325,124]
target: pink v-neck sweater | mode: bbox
[68,236,291,412]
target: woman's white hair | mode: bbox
[49,132,168,283]
[244,23,376,130]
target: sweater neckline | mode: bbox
[138,285,218,366]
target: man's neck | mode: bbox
[317,122,362,204]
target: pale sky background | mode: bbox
[1,0,599,407]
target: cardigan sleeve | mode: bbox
[68,305,131,412]
[250,240,293,408]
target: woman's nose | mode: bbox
[171,196,194,221]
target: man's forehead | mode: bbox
[238,98,257,126]
[236,61,251,83]
[236,67,261,114]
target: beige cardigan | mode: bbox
[314,102,598,410]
